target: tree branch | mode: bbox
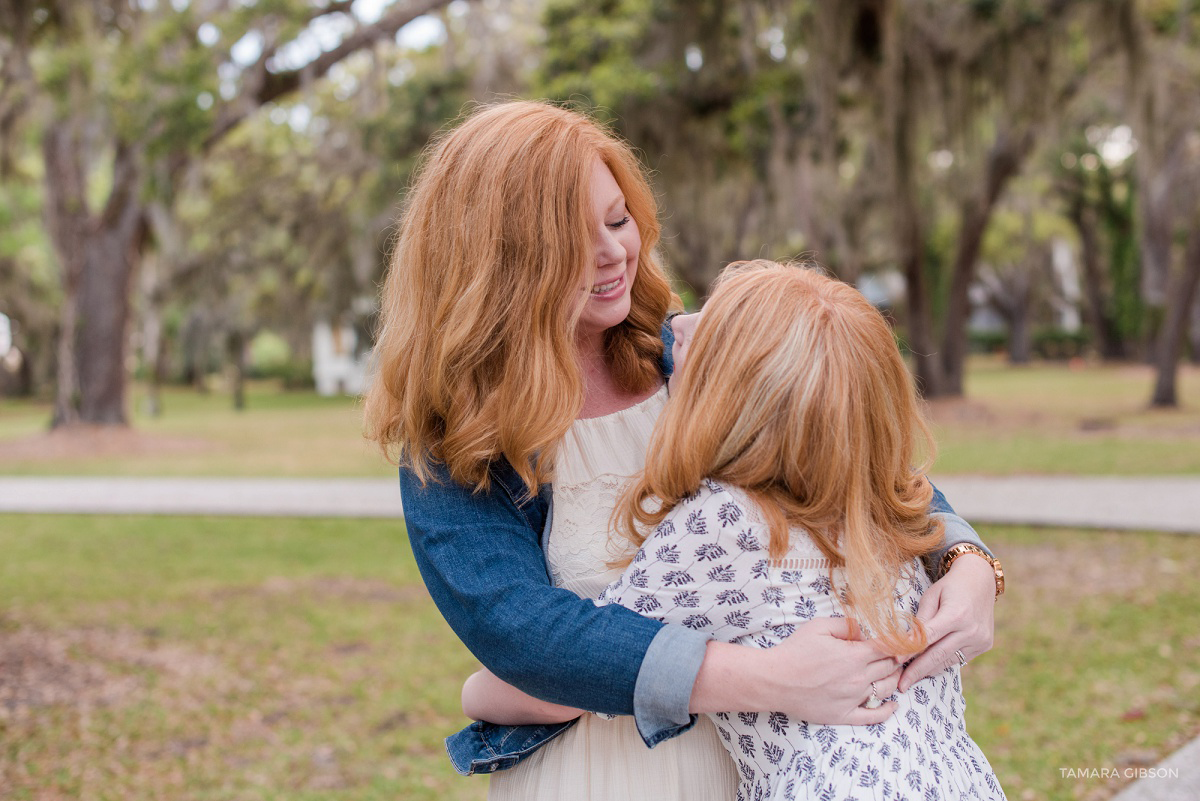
[204,0,454,151]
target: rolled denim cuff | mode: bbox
[632,624,710,748]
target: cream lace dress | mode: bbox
[488,385,739,801]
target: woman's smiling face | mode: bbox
[576,158,641,341]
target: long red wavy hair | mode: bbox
[364,101,679,493]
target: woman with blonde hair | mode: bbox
[594,261,1005,798]
[366,101,1004,799]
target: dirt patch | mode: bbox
[1001,539,1157,599]
[0,424,213,464]
[210,576,428,605]
[0,623,226,722]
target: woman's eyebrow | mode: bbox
[606,194,627,213]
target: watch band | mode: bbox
[940,543,1005,600]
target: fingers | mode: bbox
[869,666,902,698]
[841,700,899,726]
[866,654,902,681]
[913,580,943,623]
[898,639,963,692]
[814,616,854,640]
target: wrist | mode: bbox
[690,640,775,714]
[942,543,1005,599]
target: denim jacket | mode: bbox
[400,320,992,776]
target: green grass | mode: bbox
[4,360,1200,478]
[2,516,1197,801]
[930,359,1200,475]
[0,381,391,478]
[0,515,484,801]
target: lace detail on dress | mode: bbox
[545,386,667,600]
[548,472,638,594]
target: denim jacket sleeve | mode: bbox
[925,484,993,579]
[402,453,709,775]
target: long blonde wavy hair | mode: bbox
[364,101,678,493]
[615,261,944,656]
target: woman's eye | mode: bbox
[608,215,631,229]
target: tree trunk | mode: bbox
[139,252,165,418]
[1069,202,1126,359]
[939,200,991,394]
[44,138,143,427]
[1188,289,1200,364]
[42,121,88,426]
[1150,222,1200,407]
[883,22,942,397]
[939,131,1032,394]
[228,329,247,411]
[76,200,142,423]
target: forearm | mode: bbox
[401,461,661,716]
[462,668,582,725]
[689,640,773,715]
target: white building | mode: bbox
[312,320,369,396]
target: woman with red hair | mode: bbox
[365,101,1001,800]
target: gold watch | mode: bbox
[940,543,1005,600]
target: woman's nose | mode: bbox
[595,230,625,267]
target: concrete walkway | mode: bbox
[929,475,1200,535]
[1108,737,1200,801]
[1,472,1197,801]
[0,476,404,518]
[1,474,1198,534]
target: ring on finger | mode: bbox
[863,680,882,710]
[955,649,967,668]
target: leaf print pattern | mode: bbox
[597,481,1005,801]
[736,530,763,551]
[718,501,743,526]
[793,598,818,619]
[632,594,660,614]
[655,543,680,563]
[716,589,749,605]
[770,622,796,639]
[724,610,752,628]
[809,574,834,594]
[672,590,700,608]
[707,565,737,582]
[661,570,694,587]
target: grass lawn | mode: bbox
[1,515,1197,801]
[931,359,1200,475]
[2,359,1200,477]
[0,382,390,478]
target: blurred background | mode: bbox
[1,1,1198,800]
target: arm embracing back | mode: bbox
[400,458,667,715]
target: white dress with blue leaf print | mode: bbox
[597,479,1007,801]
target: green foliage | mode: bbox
[1056,131,1144,348]
[538,0,660,109]
[110,11,218,156]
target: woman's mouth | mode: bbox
[590,275,625,297]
